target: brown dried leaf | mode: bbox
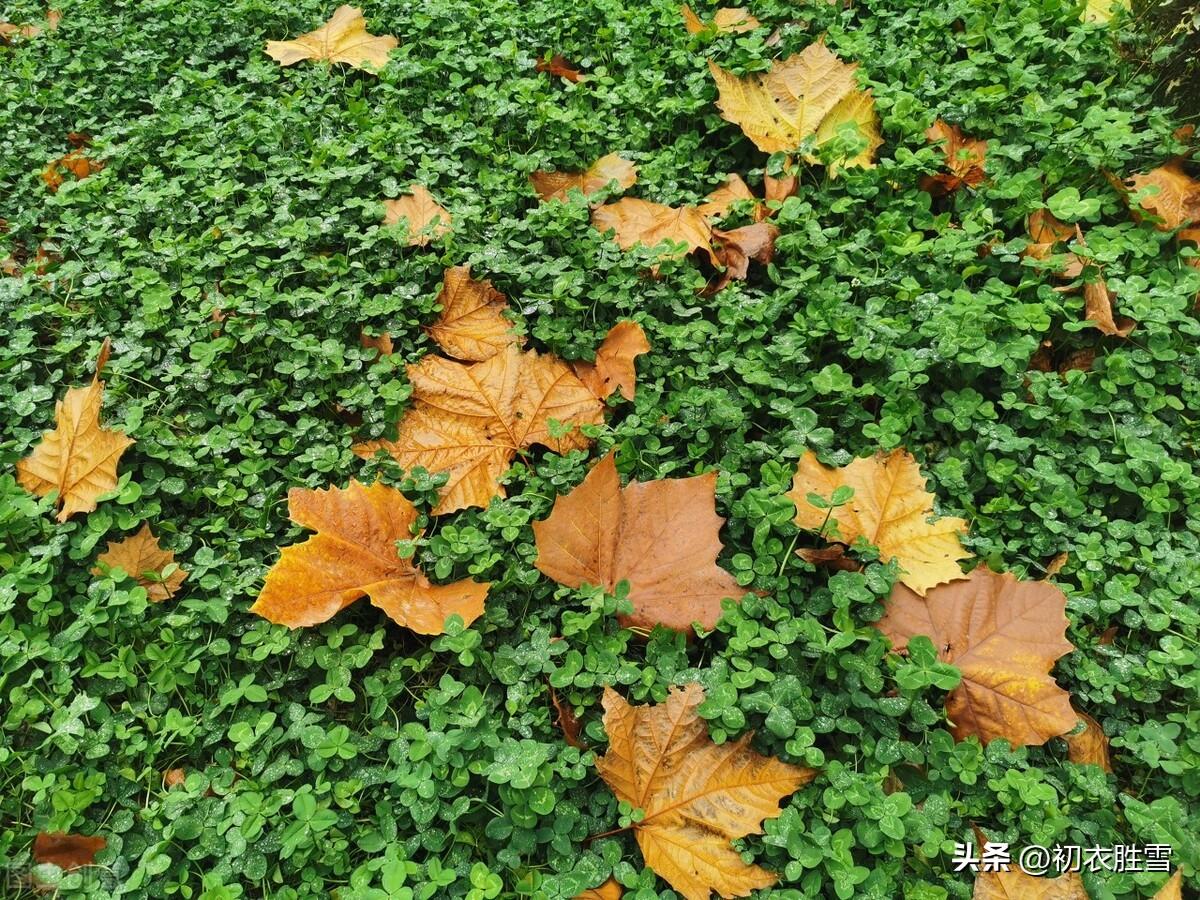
[876,567,1077,747]
[92,523,188,602]
[163,768,187,789]
[383,185,452,246]
[550,685,588,750]
[1064,710,1112,772]
[576,879,622,900]
[530,153,637,203]
[921,119,987,196]
[596,684,817,900]
[265,5,397,71]
[1043,552,1069,578]
[536,53,586,82]
[360,329,394,357]
[696,173,761,221]
[32,833,106,871]
[1124,159,1200,231]
[17,340,134,521]
[681,5,760,34]
[1152,871,1183,900]
[426,265,521,361]
[250,479,490,632]
[1083,277,1134,337]
[786,449,969,596]
[796,544,859,571]
[705,222,778,294]
[533,450,744,633]
[592,198,717,264]
[42,148,104,193]
[571,321,650,401]
[972,865,1087,899]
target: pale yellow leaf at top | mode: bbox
[681,5,760,34]
[596,684,817,900]
[92,523,188,602]
[17,345,134,522]
[806,87,883,174]
[787,449,969,595]
[250,479,489,632]
[426,265,522,362]
[708,40,861,154]
[530,153,638,203]
[383,185,452,246]
[972,865,1088,899]
[1083,0,1130,24]
[265,5,397,71]
[592,197,717,264]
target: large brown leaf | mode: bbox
[265,5,397,71]
[251,479,489,631]
[383,185,452,246]
[92,523,188,602]
[708,40,880,169]
[921,119,987,196]
[353,345,604,515]
[17,340,135,521]
[596,684,816,900]
[571,321,650,401]
[426,265,522,361]
[33,832,106,870]
[532,450,744,633]
[876,567,1077,747]
[592,198,717,264]
[786,449,969,596]
[531,153,637,203]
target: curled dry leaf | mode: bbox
[764,166,798,204]
[530,153,637,203]
[383,185,452,246]
[796,544,859,571]
[708,40,881,169]
[33,832,106,870]
[17,339,134,521]
[92,523,188,601]
[681,5,760,34]
[595,684,817,900]
[550,685,587,750]
[1122,159,1200,232]
[876,567,1077,747]
[532,450,744,633]
[353,345,605,515]
[570,321,650,401]
[576,879,622,900]
[706,222,778,295]
[265,5,397,71]
[786,449,969,596]
[921,119,987,196]
[1083,277,1135,337]
[42,148,104,193]
[426,265,522,361]
[1064,710,1112,772]
[696,173,761,221]
[250,479,489,632]
[592,197,717,264]
[359,329,394,357]
[535,53,585,82]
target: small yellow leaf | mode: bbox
[92,524,188,602]
[426,265,522,362]
[681,5,760,34]
[383,185,452,246]
[571,321,650,401]
[575,880,622,900]
[1064,710,1113,772]
[1083,0,1130,24]
[530,153,638,203]
[265,5,397,71]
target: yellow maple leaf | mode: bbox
[1083,0,1130,24]
[265,5,397,71]
[92,523,188,602]
[383,185,453,246]
[681,5,760,34]
[807,87,883,173]
[595,683,817,900]
[708,40,880,169]
[591,197,718,264]
[787,448,969,595]
[530,153,638,203]
[426,266,522,361]
[250,479,489,631]
[575,879,622,900]
[17,339,134,522]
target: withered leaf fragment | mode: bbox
[250,479,490,632]
[42,148,104,193]
[92,523,188,601]
[1064,710,1112,772]
[533,450,744,633]
[571,321,650,401]
[706,222,778,294]
[876,567,1077,747]
[972,862,1087,899]
[17,339,134,521]
[535,53,585,82]
[787,449,969,595]
[265,5,397,71]
[33,833,106,870]
[360,329,394,357]
[427,265,521,361]
[576,880,622,900]
[681,5,760,34]
[596,684,817,900]
[530,153,637,203]
[383,185,452,246]
[1123,159,1200,232]
[921,119,987,196]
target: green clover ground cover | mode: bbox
[2,0,1199,897]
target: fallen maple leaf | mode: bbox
[383,185,453,246]
[265,5,397,71]
[250,479,489,632]
[92,523,188,601]
[535,53,585,82]
[426,265,522,361]
[696,173,761,221]
[595,684,816,900]
[876,567,1077,747]
[360,328,394,357]
[32,832,106,870]
[353,345,604,514]
[592,197,717,264]
[681,5,760,34]
[706,222,778,294]
[530,153,638,203]
[571,321,650,401]
[533,450,744,633]
[1122,159,1200,232]
[576,880,622,900]
[1064,709,1112,772]
[921,119,987,196]
[708,40,881,169]
[17,338,134,521]
[786,449,969,596]
[42,148,104,193]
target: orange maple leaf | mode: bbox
[570,321,650,401]
[681,5,761,34]
[383,185,452,246]
[595,684,816,900]
[575,879,622,900]
[250,479,489,632]
[426,265,522,361]
[92,523,188,602]
[1064,709,1112,772]
[530,153,638,203]
[533,450,744,633]
[265,5,397,71]
[921,119,987,196]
